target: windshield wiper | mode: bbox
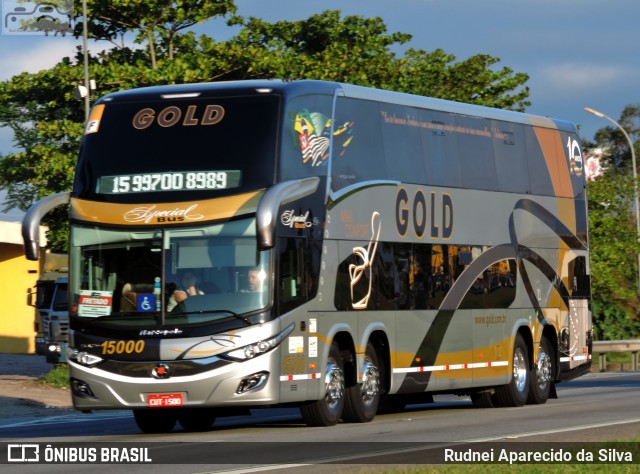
[168,309,253,325]
[87,312,158,322]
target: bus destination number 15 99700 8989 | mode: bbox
[98,170,241,194]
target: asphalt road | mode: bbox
[1,371,640,473]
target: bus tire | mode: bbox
[133,408,177,433]
[493,333,529,407]
[527,336,554,404]
[300,342,345,426]
[178,408,217,432]
[343,342,381,423]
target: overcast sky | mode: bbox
[0,0,638,164]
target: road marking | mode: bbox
[462,417,640,442]
[198,417,640,474]
[0,411,130,429]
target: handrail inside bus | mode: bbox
[256,177,320,250]
[22,191,71,261]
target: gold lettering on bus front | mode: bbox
[132,104,225,130]
[123,204,205,224]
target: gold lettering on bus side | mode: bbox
[395,188,454,240]
[413,190,426,238]
[345,223,371,239]
[132,108,155,129]
[157,106,181,127]
[183,105,199,126]
[201,104,225,125]
[430,191,439,238]
[442,193,453,239]
[395,188,409,236]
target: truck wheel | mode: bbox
[343,342,381,423]
[300,342,345,426]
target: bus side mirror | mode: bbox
[22,192,71,261]
[256,178,320,250]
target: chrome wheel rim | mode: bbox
[361,357,380,406]
[536,350,552,388]
[325,361,345,409]
[513,347,527,393]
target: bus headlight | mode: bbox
[67,348,103,367]
[220,323,295,362]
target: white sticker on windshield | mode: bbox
[78,290,113,317]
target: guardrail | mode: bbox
[592,340,640,372]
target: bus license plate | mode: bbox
[147,393,183,407]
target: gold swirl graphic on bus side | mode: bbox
[348,211,381,310]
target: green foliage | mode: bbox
[79,0,237,67]
[592,297,640,340]
[587,172,640,338]
[0,7,530,253]
[38,363,69,389]
[585,105,640,339]
[219,11,530,110]
[592,104,640,171]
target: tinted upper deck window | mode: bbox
[73,95,280,203]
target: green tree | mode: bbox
[0,8,530,251]
[592,104,640,170]
[586,171,640,338]
[584,105,640,339]
[80,0,237,68]
[215,11,530,110]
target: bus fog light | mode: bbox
[236,371,269,394]
[70,378,96,398]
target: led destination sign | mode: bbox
[98,170,241,194]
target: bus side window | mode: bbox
[332,97,386,191]
[277,238,320,315]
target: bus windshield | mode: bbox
[73,94,280,203]
[69,217,271,328]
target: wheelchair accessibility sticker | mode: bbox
[137,294,156,313]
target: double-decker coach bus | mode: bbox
[22,80,591,433]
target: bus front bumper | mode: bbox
[67,355,281,411]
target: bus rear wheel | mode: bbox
[133,408,177,433]
[300,342,345,426]
[493,333,529,407]
[343,342,381,423]
[527,336,554,404]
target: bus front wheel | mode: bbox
[343,342,381,423]
[300,342,345,426]
[133,408,177,433]
[493,333,529,407]
[178,408,217,431]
